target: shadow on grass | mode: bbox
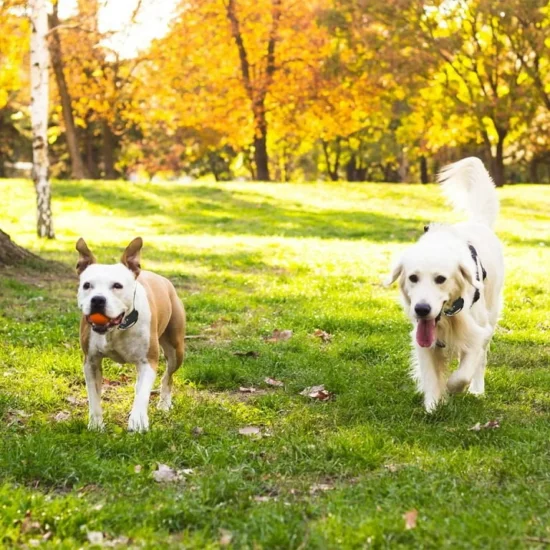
[54,181,424,242]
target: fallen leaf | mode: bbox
[66,396,86,406]
[264,329,293,343]
[309,483,334,494]
[233,350,260,358]
[152,463,181,483]
[384,464,399,473]
[192,426,204,437]
[404,509,418,530]
[469,420,500,431]
[239,426,262,437]
[239,386,257,393]
[53,411,71,422]
[300,385,333,401]
[219,529,233,546]
[264,377,284,387]
[253,495,274,502]
[87,531,104,544]
[20,512,41,535]
[313,329,333,342]
[6,409,31,426]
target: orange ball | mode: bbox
[89,312,110,325]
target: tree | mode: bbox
[48,1,88,179]
[29,0,54,238]
[0,229,41,266]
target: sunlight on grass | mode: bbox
[0,178,549,548]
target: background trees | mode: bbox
[1,0,550,185]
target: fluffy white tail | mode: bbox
[437,157,499,228]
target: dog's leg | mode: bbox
[158,340,183,411]
[469,345,489,395]
[413,346,447,413]
[128,361,157,432]
[84,355,104,430]
[447,323,492,394]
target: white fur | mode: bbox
[79,264,156,431]
[387,157,504,412]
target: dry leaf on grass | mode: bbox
[239,386,257,393]
[192,426,204,437]
[469,420,500,431]
[53,411,71,422]
[66,396,86,406]
[309,482,334,494]
[384,464,399,473]
[264,329,293,343]
[151,463,192,483]
[264,377,284,387]
[313,329,333,342]
[404,509,418,530]
[233,351,260,358]
[238,426,262,437]
[6,409,31,426]
[299,385,333,401]
[87,531,104,544]
[219,529,233,546]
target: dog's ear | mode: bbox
[121,237,143,277]
[76,238,96,275]
[459,260,480,289]
[385,258,403,286]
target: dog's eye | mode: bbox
[409,275,418,283]
[435,275,447,284]
[112,283,123,290]
[83,282,91,290]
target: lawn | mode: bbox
[0,178,549,549]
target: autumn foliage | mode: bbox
[1,0,550,184]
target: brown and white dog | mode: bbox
[76,237,185,432]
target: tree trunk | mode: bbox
[492,129,507,187]
[420,155,429,184]
[0,230,42,266]
[102,120,117,179]
[30,0,55,239]
[398,150,409,183]
[85,122,100,178]
[529,158,539,183]
[48,5,88,179]
[253,120,270,181]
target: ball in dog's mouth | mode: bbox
[86,312,125,333]
[416,319,436,348]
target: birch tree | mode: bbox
[30,0,54,238]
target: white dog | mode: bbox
[386,158,504,412]
[76,237,185,432]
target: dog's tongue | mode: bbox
[416,319,436,348]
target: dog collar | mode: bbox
[119,309,139,330]
[118,283,139,330]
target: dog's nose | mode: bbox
[91,295,106,310]
[414,303,431,317]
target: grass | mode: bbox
[0,178,549,549]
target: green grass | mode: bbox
[0,178,549,549]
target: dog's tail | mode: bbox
[437,157,499,228]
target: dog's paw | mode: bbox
[128,411,149,433]
[88,416,105,431]
[157,395,172,412]
[424,396,441,414]
[447,372,470,394]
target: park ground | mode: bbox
[0,179,549,549]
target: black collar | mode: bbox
[119,309,139,330]
[434,243,487,325]
[118,283,139,330]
